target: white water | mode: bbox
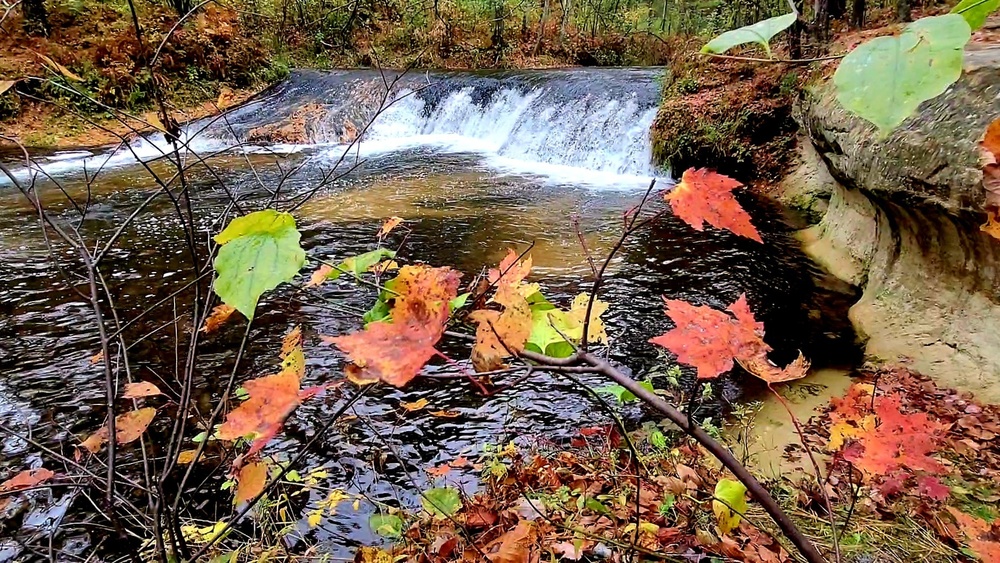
[2,77,662,188]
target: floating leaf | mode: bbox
[649,294,767,380]
[378,216,404,237]
[951,0,1000,30]
[421,487,462,518]
[235,461,269,504]
[701,13,797,58]
[213,210,305,319]
[712,478,748,535]
[201,304,237,333]
[739,351,810,385]
[122,382,163,399]
[666,169,762,242]
[0,468,54,493]
[369,513,404,538]
[430,410,461,418]
[306,264,334,288]
[177,449,199,464]
[834,14,971,134]
[115,407,157,444]
[400,398,429,412]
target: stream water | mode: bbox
[0,68,859,559]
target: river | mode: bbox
[0,68,858,559]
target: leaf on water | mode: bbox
[421,487,462,518]
[35,52,83,81]
[0,468,55,493]
[430,410,461,418]
[218,328,314,455]
[122,382,164,399]
[234,461,269,504]
[336,248,397,280]
[649,294,768,380]
[712,478,748,535]
[739,351,810,385]
[177,449,199,464]
[115,407,157,444]
[306,264,334,288]
[834,14,971,134]
[701,13,797,57]
[328,265,459,386]
[369,513,404,538]
[213,210,305,319]
[666,169,762,242]
[377,216,404,238]
[201,304,237,333]
[90,351,104,365]
[951,0,1000,30]
[400,398,429,412]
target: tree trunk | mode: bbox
[814,0,831,44]
[533,0,551,55]
[829,0,846,18]
[896,0,911,22]
[22,0,49,36]
[560,0,570,39]
[850,0,865,27]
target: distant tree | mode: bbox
[896,0,911,21]
[169,0,194,15]
[22,0,49,36]
[851,0,865,28]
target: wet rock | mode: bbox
[783,44,1000,403]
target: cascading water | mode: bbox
[2,68,665,185]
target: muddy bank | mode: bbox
[778,45,1000,403]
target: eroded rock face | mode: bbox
[784,45,1000,403]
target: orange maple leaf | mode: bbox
[0,468,55,493]
[950,507,1000,562]
[488,249,532,288]
[328,265,460,387]
[469,284,532,372]
[665,168,762,242]
[844,394,948,476]
[79,407,157,454]
[201,304,237,333]
[649,294,767,379]
[378,216,404,238]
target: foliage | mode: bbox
[712,478,748,534]
[700,13,796,58]
[952,0,1000,30]
[834,14,971,135]
[213,210,306,320]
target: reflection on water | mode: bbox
[0,138,857,559]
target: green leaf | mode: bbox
[334,248,396,280]
[369,513,404,538]
[712,478,748,535]
[363,298,391,326]
[701,13,797,58]
[596,380,655,403]
[421,487,462,518]
[584,497,611,515]
[213,210,305,319]
[951,0,1000,30]
[449,292,470,312]
[649,430,667,450]
[834,14,971,134]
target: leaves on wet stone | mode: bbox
[213,209,306,319]
[665,169,762,242]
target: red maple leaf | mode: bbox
[649,293,768,379]
[845,394,948,476]
[950,508,1000,562]
[665,168,762,242]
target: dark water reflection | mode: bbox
[0,146,857,557]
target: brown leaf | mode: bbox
[740,351,811,385]
[0,468,54,493]
[35,52,83,81]
[122,382,163,399]
[400,398,429,412]
[551,540,585,560]
[0,80,16,96]
[201,304,237,333]
[306,264,334,288]
[115,407,157,444]
[465,506,498,528]
[430,410,461,418]
[234,461,268,504]
[487,520,534,563]
[90,351,104,365]
[177,449,199,464]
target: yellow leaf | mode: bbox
[429,410,461,418]
[177,449,199,464]
[234,461,269,504]
[0,80,16,96]
[400,398,429,412]
[90,351,104,365]
[827,415,875,451]
[353,499,361,511]
[145,112,167,132]
[307,510,323,528]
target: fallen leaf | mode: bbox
[306,264,334,288]
[177,449,199,464]
[401,398,429,412]
[488,520,534,563]
[430,410,461,418]
[115,407,157,444]
[551,540,585,561]
[666,168,762,242]
[90,351,104,365]
[712,478,748,535]
[0,468,55,493]
[201,304,237,333]
[234,461,268,504]
[122,382,163,399]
